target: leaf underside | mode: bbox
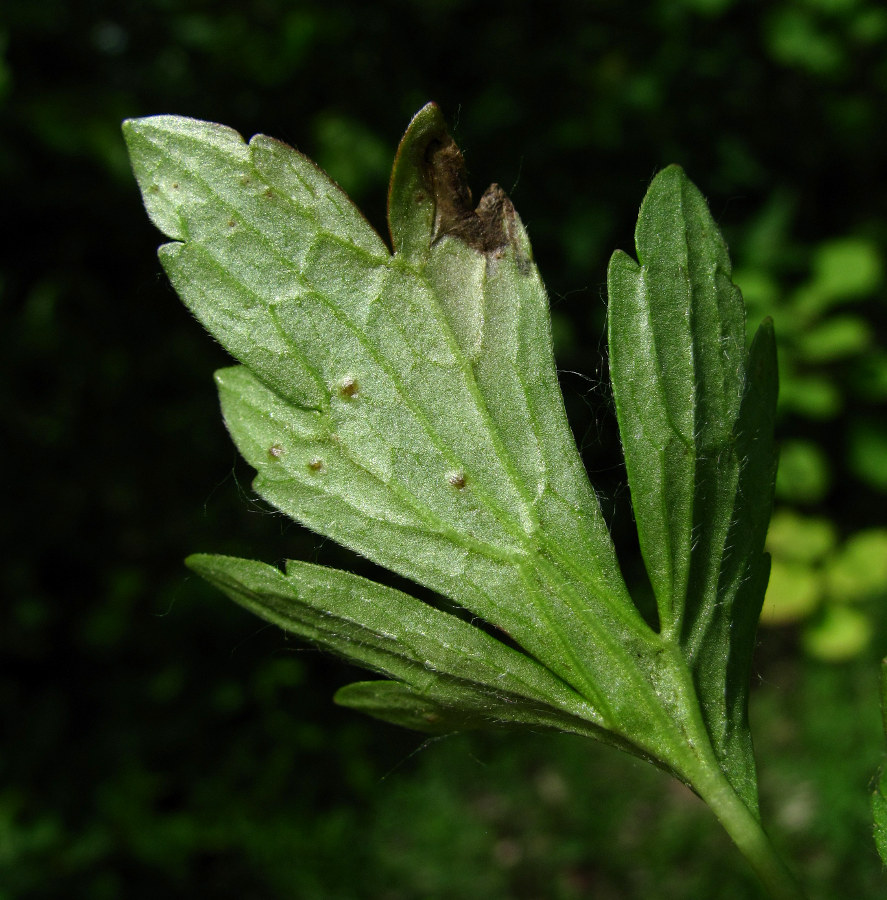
[607,166,777,811]
[124,107,776,810]
[186,552,604,738]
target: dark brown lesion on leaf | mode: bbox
[422,135,517,256]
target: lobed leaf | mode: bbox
[334,680,604,737]
[187,553,605,737]
[124,110,779,816]
[123,107,674,749]
[607,167,777,811]
[607,165,746,638]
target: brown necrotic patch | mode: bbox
[423,136,516,255]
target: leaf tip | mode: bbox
[213,366,242,389]
[387,102,450,256]
[749,316,779,388]
[607,247,641,275]
[120,116,145,140]
[642,165,704,218]
[648,162,686,191]
[185,552,219,577]
[120,115,169,153]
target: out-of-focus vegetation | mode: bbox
[2,1,886,897]
[736,208,887,662]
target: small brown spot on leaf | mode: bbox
[338,375,359,398]
[171,182,179,190]
[227,219,236,228]
[307,457,324,472]
[268,443,284,459]
[264,187,274,199]
[447,470,467,489]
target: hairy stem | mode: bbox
[692,763,806,900]
[660,647,805,900]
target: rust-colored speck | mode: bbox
[338,375,359,398]
[447,470,467,489]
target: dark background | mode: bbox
[3,1,887,897]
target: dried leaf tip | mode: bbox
[388,102,519,259]
[423,135,514,254]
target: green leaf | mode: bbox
[124,111,793,889]
[607,165,746,638]
[334,681,490,734]
[333,680,601,736]
[607,167,777,812]
[186,553,605,738]
[123,107,673,755]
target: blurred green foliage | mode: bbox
[735,197,887,661]
[2,0,886,896]
[761,510,887,660]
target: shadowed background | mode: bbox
[3,1,887,897]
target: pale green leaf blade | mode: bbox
[387,103,631,610]
[334,680,605,737]
[211,363,547,654]
[185,552,603,729]
[424,207,628,611]
[217,358,688,754]
[122,114,389,409]
[214,361,678,740]
[124,112,664,726]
